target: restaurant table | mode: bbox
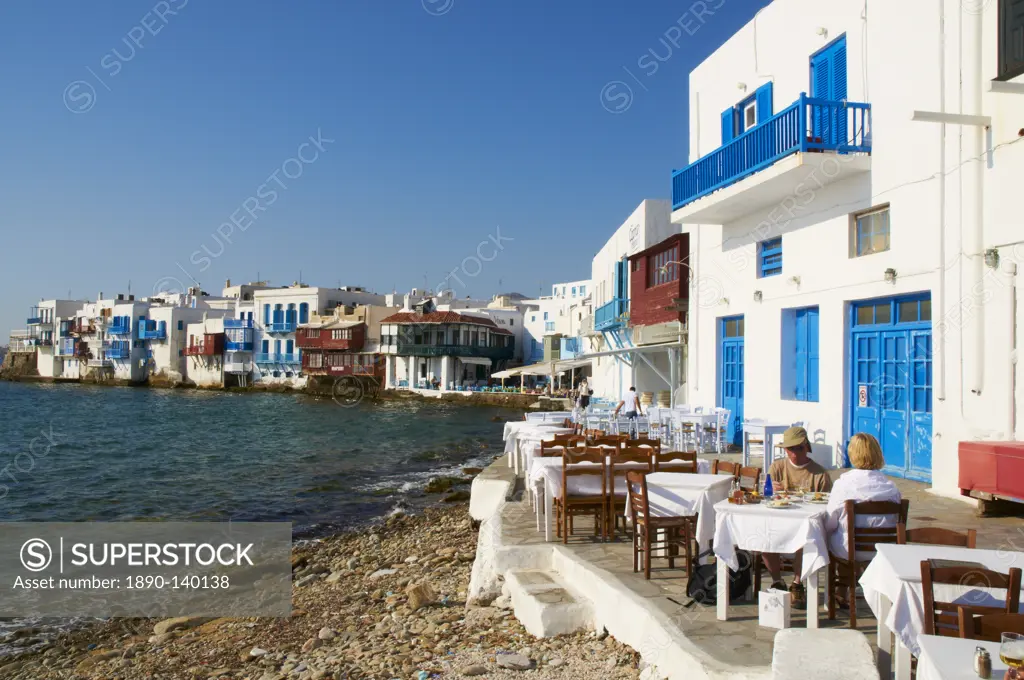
[509,427,573,475]
[713,497,829,627]
[525,411,572,422]
[742,420,791,475]
[532,458,714,542]
[672,412,720,452]
[860,543,1024,680]
[916,635,1010,680]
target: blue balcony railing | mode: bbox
[225,340,254,352]
[672,93,871,211]
[26,317,43,325]
[255,352,301,364]
[138,321,166,340]
[104,345,131,360]
[224,318,254,329]
[109,322,132,336]
[594,298,628,331]
[265,321,296,333]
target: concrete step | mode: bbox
[503,568,593,638]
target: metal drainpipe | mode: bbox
[966,2,985,397]
[1006,260,1018,439]
[936,0,947,402]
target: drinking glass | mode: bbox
[1001,632,1024,670]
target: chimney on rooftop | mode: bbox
[225,279,231,288]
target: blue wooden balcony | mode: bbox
[255,352,301,365]
[138,321,166,340]
[104,344,131,360]
[109,322,132,336]
[265,321,296,333]
[224,318,254,329]
[225,325,254,351]
[594,298,628,332]
[27,307,45,325]
[672,94,871,212]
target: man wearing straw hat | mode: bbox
[762,426,832,609]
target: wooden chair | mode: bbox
[592,436,627,449]
[739,465,762,493]
[711,459,740,478]
[921,560,1021,637]
[555,448,608,544]
[625,470,696,580]
[628,437,661,453]
[653,451,698,473]
[609,451,654,538]
[898,526,977,549]
[584,428,606,441]
[958,610,1024,642]
[827,499,910,627]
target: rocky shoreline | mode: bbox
[0,503,641,680]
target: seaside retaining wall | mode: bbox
[0,353,38,380]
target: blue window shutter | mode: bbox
[755,83,773,123]
[263,304,270,324]
[832,38,848,100]
[721,107,736,144]
[262,339,269,353]
[811,52,830,99]
[807,308,820,402]
[286,339,294,354]
[794,310,807,400]
[159,321,166,334]
[274,339,281,354]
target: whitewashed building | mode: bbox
[252,284,388,387]
[585,199,681,405]
[672,0,1024,495]
[29,299,89,379]
[522,280,591,364]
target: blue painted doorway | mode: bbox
[718,316,745,446]
[850,295,932,481]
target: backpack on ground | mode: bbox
[685,548,753,606]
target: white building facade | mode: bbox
[673,0,1024,495]
[523,279,591,364]
[586,199,679,404]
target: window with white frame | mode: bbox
[851,206,890,257]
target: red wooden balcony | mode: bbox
[302,351,382,377]
[184,333,224,357]
[296,323,366,351]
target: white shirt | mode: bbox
[825,469,902,560]
[621,391,639,413]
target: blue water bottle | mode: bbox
[763,473,774,498]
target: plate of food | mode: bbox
[767,498,793,509]
[805,492,829,504]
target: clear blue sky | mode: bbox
[0,0,770,338]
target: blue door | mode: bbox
[810,35,848,145]
[849,295,932,481]
[718,316,745,445]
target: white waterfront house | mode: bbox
[522,280,591,364]
[29,299,89,380]
[585,199,680,405]
[672,0,1024,496]
[252,284,388,387]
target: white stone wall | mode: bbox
[679,0,1024,493]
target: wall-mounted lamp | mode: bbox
[736,82,747,92]
[816,27,828,37]
[789,276,801,286]
[753,290,763,303]
[984,248,1000,269]
[720,298,730,306]
[884,268,898,284]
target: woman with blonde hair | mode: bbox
[825,433,902,560]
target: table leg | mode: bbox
[534,481,542,532]
[806,569,819,629]
[894,637,911,680]
[716,556,729,621]
[876,594,893,680]
[544,478,554,543]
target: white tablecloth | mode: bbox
[713,499,829,581]
[502,422,567,455]
[525,411,572,422]
[860,543,1024,656]
[642,472,732,549]
[917,636,1009,680]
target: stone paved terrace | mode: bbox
[496,452,1024,675]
